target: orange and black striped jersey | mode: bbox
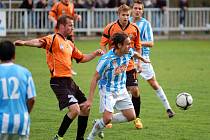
[39,33,84,78]
[100,20,141,71]
[49,1,75,21]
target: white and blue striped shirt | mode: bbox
[130,17,154,57]
[97,48,134,93]
[0,63,36,135]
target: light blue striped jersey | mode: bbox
[0,63,36,135]
[130,17,154,57]
[97,48,134,92]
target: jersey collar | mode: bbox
[117,20,130,31]
[56,32,67,40]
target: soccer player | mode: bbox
[130,0,175,118]
[49,0,81,28]
[0,40,36,140]
[49,0,81,75]
[14,15,104,140]
[83,32,150,140]
[48,0,81,40]
[100,4,143,129]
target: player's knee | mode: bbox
[68,106,81,118]
[103,117,112,125]
[103,113,112,124]
[130,87,140,97]
[150,81,160,90]
[127,112,136,121]
[80,106,90,116]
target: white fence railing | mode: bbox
[2,8,210,36]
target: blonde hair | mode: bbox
[117,4,130,14]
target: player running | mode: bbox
[130,0,175,118]
[100,4,143,129]
[82,32,150,140]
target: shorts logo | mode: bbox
[68,95,78,103]
[134,80,138,84]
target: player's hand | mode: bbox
[136,63,143,73]
[142,59,150,63]
[14,40,25,46]
[94,49,105,56]
[80,99,92,110]
[77,15,82,22]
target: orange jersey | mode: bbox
[100,20,141,71]
[49,1,75,21]
[39,33,84,78]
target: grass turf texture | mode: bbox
[15,39,210,140]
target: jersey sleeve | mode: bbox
[49,3,58,20]
[71,43,84,63]
[39,35,53,50]
[134,25,141,51]
[26,72,36,99]
[145,22,154,42]
[100,23,112,47]
[96,58,108,76]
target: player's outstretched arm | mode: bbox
[14,39,43,48]
[48,15,57,27]
[134,51,150,63]
[80,49,104,63]
[80,71,100,109]
[141,41,154,48]
[100,45,108,54]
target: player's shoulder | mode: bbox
[130,21,138,27]
[130,22,138,28]
[141,17,151,25]
[129,21,140,32]
[105,21,118,29]
[13,64,32,75]
[100,50,115,61]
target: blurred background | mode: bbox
[0,0,210,40]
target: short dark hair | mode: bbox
[111,32,128,49]
[0,40,15,61]
[56,15,74,29]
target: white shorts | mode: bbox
[99,87,134,113]
[0,134,29,140]
[140,59,156,80]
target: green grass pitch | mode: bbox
[15,39,210,140]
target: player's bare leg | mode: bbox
[147,77,175,118]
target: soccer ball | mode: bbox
[176,92,193,110]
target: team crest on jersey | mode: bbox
[114,64,127,75]
[60,44,64,50]
[129,34,133,40]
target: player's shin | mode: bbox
[76,115,89,140]
[88,119,105,138]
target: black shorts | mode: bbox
[50,77,87,110]
[126,69,138,87]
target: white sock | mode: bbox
[112,112,128,123]
[155,87,171,110]
[88,119,105,137]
